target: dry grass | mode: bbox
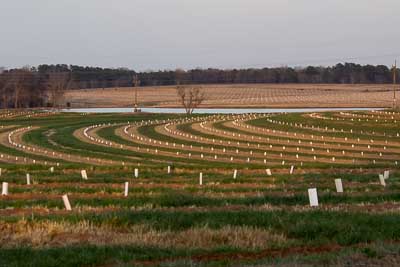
[0,219,288,249]
[65,84,395,108]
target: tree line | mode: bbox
[37,64,135,89]
[140,63,398,86]
[0,63,398,108]
[0,65,135,108]
[0,67,69,108]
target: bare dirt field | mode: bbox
[64,83,397,108]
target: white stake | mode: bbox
[199,172,203,185]
[1,182,8,196]
[26,173,31,185]
[124,182,129,197]
[233,169,237,179]
[266,169,272,176]
[167,166,171,174]
[50,167,54,173]
[134,168,139,178]
[308,188,318,207]
[334,179,343,193]
[290,165,295,175]
[0,168,2,176]
[379,174,386,187]
[383,170,390,180]
[81,170,88,180]
[62,194,72,211]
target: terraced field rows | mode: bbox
[0,109,399,266]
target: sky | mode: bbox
[0,0,399,71]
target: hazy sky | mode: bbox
[1,0,399,70]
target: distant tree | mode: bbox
[46,72,71,108]
[176,85,205,114]
[0,70,9,108]
[3,67,44,108]
[10,68,30,108]
[175,69,186,84]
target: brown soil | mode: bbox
[65,84,394,109]
[130,244,343,267]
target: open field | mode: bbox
[65,84,398,108]
[0,109,399,266]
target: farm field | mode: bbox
[64,84,397,108]
[0,109,399,266]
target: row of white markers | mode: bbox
[0,168,54,195]
[308,170,391,206]
[307,179,343,207]
[0,168,391,210]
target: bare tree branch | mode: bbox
[176,85,205,114]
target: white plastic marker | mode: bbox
[266,169,272,176]
[2,182,8,195]
[50,167,54,173]
[308,188,319,207]
[0,168,2,176]
[62,194,72,211]
[233,169,237,179]
[124,182,129,197]
[167,166,171,174]
[383,170,390,180]
[335,179,343,193]
[81,170,88,180]
[379,174,386,187]
[134,168,139,178]
[290,165,295,175]
[199,172,203,185]
[26,173,31,185]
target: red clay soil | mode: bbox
[124,240,400,266]
[126,244,343,267]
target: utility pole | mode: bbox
[133,74,141,112]
[393,61,397,109]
